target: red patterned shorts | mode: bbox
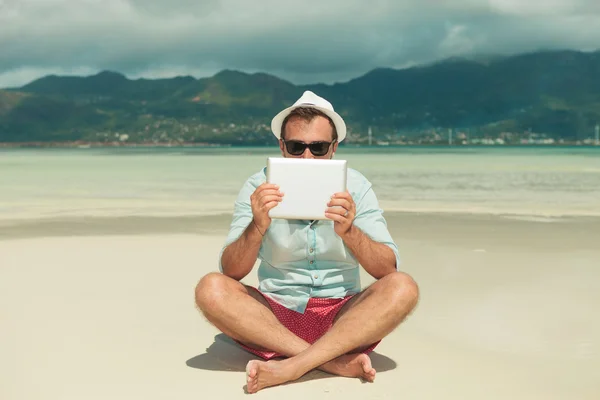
[236,288,380,360]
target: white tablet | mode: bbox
[266,157,347,220]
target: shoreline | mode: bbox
[1,142,600,149]
[2,212,599,252]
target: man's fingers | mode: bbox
[259,183,279,189]
[256,183,280,193]
[325,211,345,222]
[327,198,352,210]
[257,189,284,202]
[332,191,352,199]
[264,200,281,211]
[259,195,284,207]
[325,206,349,216]
[253,190,280,201]
[252,184,279,198]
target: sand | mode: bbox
[1,213,599,399]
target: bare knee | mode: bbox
[383,271,420,311]
[194,272,238,314]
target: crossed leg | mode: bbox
[195,271,419,393]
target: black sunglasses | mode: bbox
[281,139,336,156]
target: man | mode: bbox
[195,91,419,394]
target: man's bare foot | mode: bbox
[245,354,375,393]
[321,353,376,382]
[245,359,301,394]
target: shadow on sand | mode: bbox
[186,333,398,385]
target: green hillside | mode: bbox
[1,50,600,145]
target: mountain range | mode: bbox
[1,49,599,145]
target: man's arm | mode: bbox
[219,181,283,280]
[339,225,396,279]
[220,219,264,281]
[326,186,401,280]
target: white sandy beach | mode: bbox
[1,213,599,400]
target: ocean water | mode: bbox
[1,146,599,221]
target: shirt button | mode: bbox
[314,275,318,279]
[309,260,314,264]
[309,248,314,253]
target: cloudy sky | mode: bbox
[1,0,599,88]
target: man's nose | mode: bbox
[302,148,314,159]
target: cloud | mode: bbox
[1,0,599,88]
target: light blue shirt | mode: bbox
[218,167,401,313]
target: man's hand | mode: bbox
[325,190,356,237]
[221,183,283,280]
[250,183,284,235]
[326,189,396,279]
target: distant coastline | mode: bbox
[0,141,233,149]
[2,50,600,147]
[1,141,598,149]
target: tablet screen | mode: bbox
[266,157,347,220]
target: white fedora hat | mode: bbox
[271,91,347,142]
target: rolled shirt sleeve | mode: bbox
[352,183,401,270]
[217,173,264,272]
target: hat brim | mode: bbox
[271,104,347,142]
